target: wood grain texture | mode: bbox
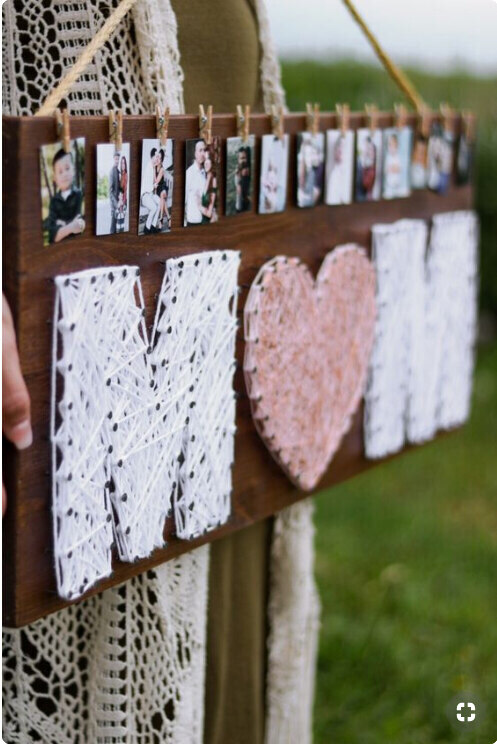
[2,113,473,626]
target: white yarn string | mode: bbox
[52,252,240,599]
[364,210,479,459]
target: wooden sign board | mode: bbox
[2,112,473,627]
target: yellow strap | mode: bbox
[35,0,139,116]
[341,0,427,113]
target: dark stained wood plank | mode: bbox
[2,113,473,626]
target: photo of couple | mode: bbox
[96,144,130,235]
[184,137,220,226]
[225,136,255,216]
[296,132,325,208]
[355,128,383,202]
[139,139,174,235]
[39,138,85,246]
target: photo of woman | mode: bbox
[184,137,220,226]
[95,143,130,235]
[40,137,85,245]
[382,127,413,199]
[258,134,290,214]
[355,128,382,202]
[325,129,354,205]
[139,138,174,235]
[225,135,255,216]
[296,131,325,208]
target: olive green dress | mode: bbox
[171,2,271,743]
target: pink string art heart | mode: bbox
[244,244,376,491]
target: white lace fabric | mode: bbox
[2,2,319,742]
[3,549,209,744]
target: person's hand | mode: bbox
[71,216,85,234]
[2,294,32,515]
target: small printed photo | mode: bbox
[96,143,130,236]
[382,127,413,199]
[427,122,454,195]
[456,133,474,186]
[296,132,325,208]
[411,133,428,190]
[258,134,290,214]
[184,137,221,226]
[325,129,354,206]
[139,139,174,235]
[355,128,382,202]
[225,135,255,216]
[39,138,85,246]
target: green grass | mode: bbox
[312,344,497,743]
[281,60,497,318]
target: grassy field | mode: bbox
[281,61,497,742]
[312,345,497,743]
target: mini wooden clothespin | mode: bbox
[418,104,432,139]
[270,104,285,140]
[199,104,213,144]
[394,103,408,129]
[336,103,350,134]
[365,103,378,132]
[55,108,71,153]
[236,104,251,143]
[306,103,320,136]
[108,109,123,151]
[440,102,456,135]
[156,106,170,146]
[461,110,476,143]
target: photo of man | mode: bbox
[226,135,255,216]
[184,137,220,226]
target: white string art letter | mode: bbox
[51,251,240,599]
[364,211,479,459]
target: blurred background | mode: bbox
[269,0,497,740]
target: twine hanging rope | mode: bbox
[35,0,427,117]
[341,0,427,113]
[35,0,140,116]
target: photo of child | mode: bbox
[184,137,220,226]
[355,128,382,202]
[139,139,174,235]
[259,134,290,214]
[382,127,413,199]
[40,138,85,246]
[225,135,255,216]
[427,122,454,195]
[96,143,131,235]
[325,129,354,206]
[296,132,325,208]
